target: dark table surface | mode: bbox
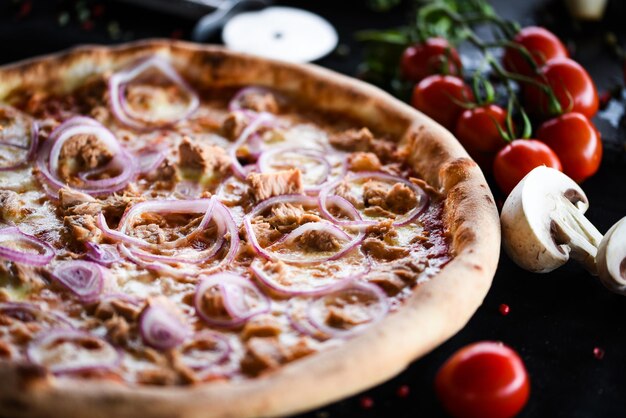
[1,0,625,417]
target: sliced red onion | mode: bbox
[215,175,248,205]
[118,243,183,277]
[139,299,190,350]
[318,171,429,228]
[136,148,166,174]
[0,227,55,266]
[76,150,135,189]
[109,56,199,129]
[50,260,105,303]
[244,194,364,265]
[0,141,28,150]
[97,292,143,308]
[229,112,274,179]
[127,241,224,265]
[27,329,120,374]
[84,242,122,267]
[0,302,73,328]
[110,199,239,274]
[0,121,38,172]
[194,272,270,328]
[173,180,202,200]
[228,86,274,112]
[257,147,330,192]
[250,256,368,296]
[36,117,135,196]
[180,331,231,371]
[287,299,330,340]
[307,281,388,338]
[246,132,264,159]
[100,197,220,251]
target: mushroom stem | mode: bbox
[551,195,603,274]
[597,217,626,294]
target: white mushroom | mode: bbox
[596,217,626,294]
[501,166,603,274]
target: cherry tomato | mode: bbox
[411,75,474,130]
[536,112,602,183]
[493,139,562,195]
[503,26,568,76]
[435,341,530,418]
[455,105,508,154]
[523,57,599,119]
[400,37,462,82]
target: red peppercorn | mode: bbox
[17,0,32,19]
[499,303,510,316]
[359,396,374,409]
[598,91,612,110]
[396,385,410,398]
[593,347,605,360]
[170,29,184,40]
[92,4,106,18]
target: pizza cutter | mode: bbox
[220,6,339,63]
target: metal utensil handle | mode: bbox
[191,0,270,41]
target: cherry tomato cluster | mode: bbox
[404,27,602,195]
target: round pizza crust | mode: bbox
[0,40,500,418]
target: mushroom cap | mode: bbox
[501,166,592,273]
[596,217,626,294]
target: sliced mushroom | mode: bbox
[501,166,603,274]
[596,217,626,294]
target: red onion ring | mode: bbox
[173,180,202,200]
[228,86,274,112]
[229,112,274,179]
[139,300,190,350]
[257,147,331,193]
[27,329,121,374]
[36,117,135,196]
[84,242,122,267]
[250,256,368,297]
[180,331,232,372]
[318,171,429,228]
[0,302,73,328]
[0,227,55,266]
[136,149,166,174]
[307,281,388,338]
[100,197,220,251]
[50,260,106,303]
[0,141,27,150]
[109,56,199,129]
[0,121,38,172]
[287,299,330,340]
[194,272,270,328]
[108,199,239,275]
[244,194,365,266]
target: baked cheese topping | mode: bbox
[0,57,449,384]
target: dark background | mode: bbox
[1,0,625,417]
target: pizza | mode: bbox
[0,41,499,418]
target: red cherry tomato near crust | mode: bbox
[400,37,462,83]
[411,75,474,130]
[436,341,530,418]
[455,105,508,154]
[536,112,602,183]
[503,26,568,76]
[493,139,562,195]
[524,57,599,119]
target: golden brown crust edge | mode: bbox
[0,40,500,418]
